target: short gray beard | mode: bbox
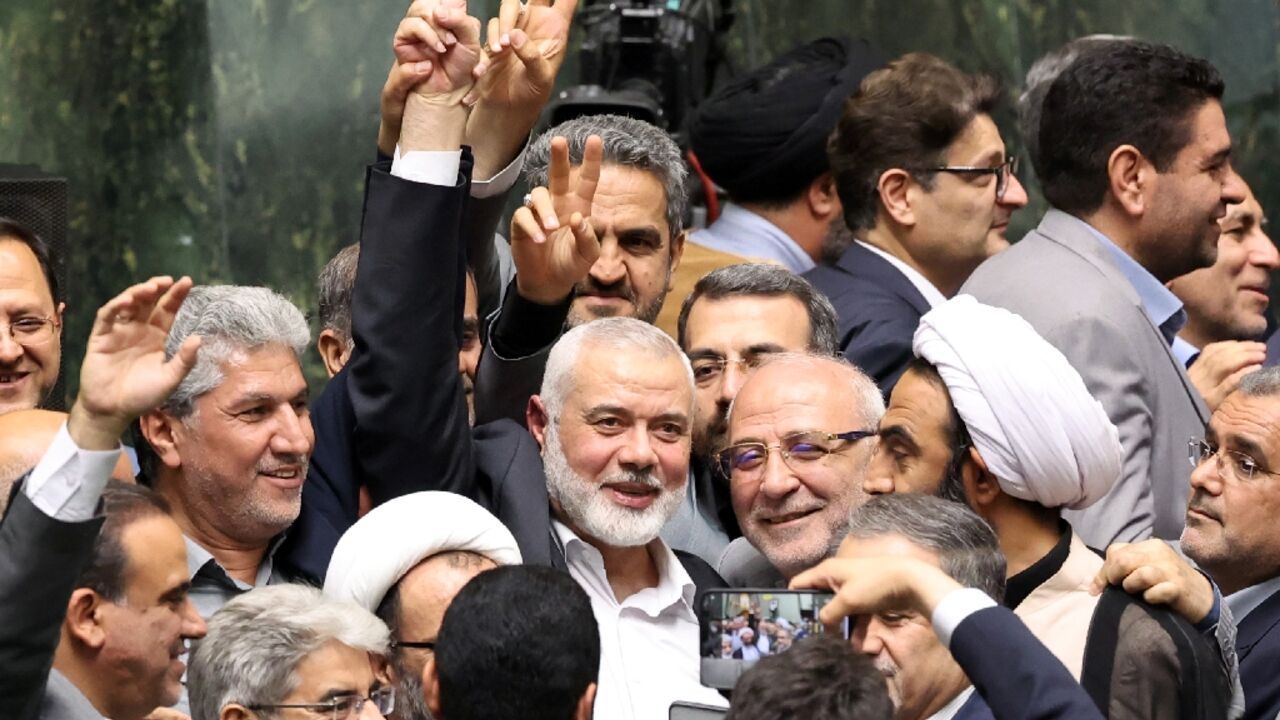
[390,651,433,720]
[542,421,686,547]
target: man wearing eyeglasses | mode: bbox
[0,217,64,416]
[717,352,884,586]
[804,52,1028,398]
[1180,367,1280,720]
[963,40,1246,549]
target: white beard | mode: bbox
[542,422,686,547]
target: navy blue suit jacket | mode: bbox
[1237,588,1280,720]
[950,606,1104,720]
[803,242,931,396]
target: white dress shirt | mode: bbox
[553,520,728,719]
[22,422,121,522]
[856,240,948,308]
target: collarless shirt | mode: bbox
[692,203,816,273]
[1065,212,1187,344]
[552,520,728,720]
[927,686,977,720]
[1226,573,1280,623]
[856,241,948,308]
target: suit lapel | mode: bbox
[1236,587,1280,661]
[835,242,932,315]
[1035,211,1209,422]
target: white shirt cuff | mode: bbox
[23,423,122,522]
[931,587,998,649]
[470,140,528,199]
[391,146,462,186]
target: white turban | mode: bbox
[323,491,523,612]
[912,295,1121,510]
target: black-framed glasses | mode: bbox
[920,155,1020,200]
[716,429,876,478]
[1188,438,1280,482]
[247,686,394,720]
[389,639,436,651]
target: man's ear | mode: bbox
[139,411,184,471]
[807,173,841,220]
[961,446,1001,510]
[527,395,550,451]
[665,230,687,291]
[220,704,256,720]
[876,169,916,228]
[316,329,352,378]
[1106,144,1151,219]
[575,682,598,720]
[65,588,108,650]
[55,301,67,336]
[423,654,444,718]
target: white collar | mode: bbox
[926,686,976,720]
[552,519,696,611]
[856,240,948,308]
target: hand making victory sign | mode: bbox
[511,135,604,306]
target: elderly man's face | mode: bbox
[98,514,207,718]
[840,533,969,719]
[727,360,877,579]
[1169,185,1279,344]
[1182,391,1280,595]
[533,346,692,548]
[0,238,63,415]
[683,294,813,461]
[270,639,389,719]
[165,343,313,543]
[565,164,684,328]
[864,367,956,497]
[388,552,496,720]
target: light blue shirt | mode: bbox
[1226,573,1280,623]
[1172,336,1200,368]
[1067,211,1187,344]
[692,203,815,273]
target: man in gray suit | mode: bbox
[963,40,1247,546]
[0,275,205,719]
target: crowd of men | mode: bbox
[3,1,1280,719]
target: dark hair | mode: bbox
[676,263,839,355]
[0,217,61,307]
[847,494,1006,603]
[435,565,600,720]
[830,53,1001,233]
[725,635,893,720]
[76,481,172,602]
[1036,41,1224,215]
[317,243,359,340]
[904,358,973,505]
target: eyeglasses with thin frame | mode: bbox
[716,429,877,479]
[690,353,777,388]
[246,686,395,720]
[0,316,58,345]
[918,155,1020,201]
[1188,438,1280,482]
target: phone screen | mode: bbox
[698,588,845,690]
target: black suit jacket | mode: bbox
[803,241,931,396]
[950,606,1104,720]
[1237,588,1280,720]
[0,488,104,720]
[284,153,725,596]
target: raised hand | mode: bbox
[393,0,486,105]
[790,556,965,626]
[1089,539,1215,624]
[512,135,603,305]
[1188,340,1266,411]
[68,277,201,450]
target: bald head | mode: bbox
[0,410,135,513]
[725,354,884,578]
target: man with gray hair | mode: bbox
[137,284,313,626]
[474,113,689,426]
[716,352,884,586]
[188,583,392,720]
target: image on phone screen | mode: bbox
[698,588,846,690]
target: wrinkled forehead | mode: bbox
[1210,392,1280,459]
[565,347,692,412]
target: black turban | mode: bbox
[690,37,883,204]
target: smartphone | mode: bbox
[670,701,728,720]
[698,588,847,690]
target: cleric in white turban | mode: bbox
[324,491,522,720]
[871,294,1135,680]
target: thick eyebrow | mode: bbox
[160,580,192,604]
[1203,146,1233,169]
[877,423,919,453]
[741,343,788,357]
[650,411,690,427]
[582,404,634,421]
[686,349,724,362]
[617,227,663,248]
[318,686,361,703]
[1227,433,1270,464]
